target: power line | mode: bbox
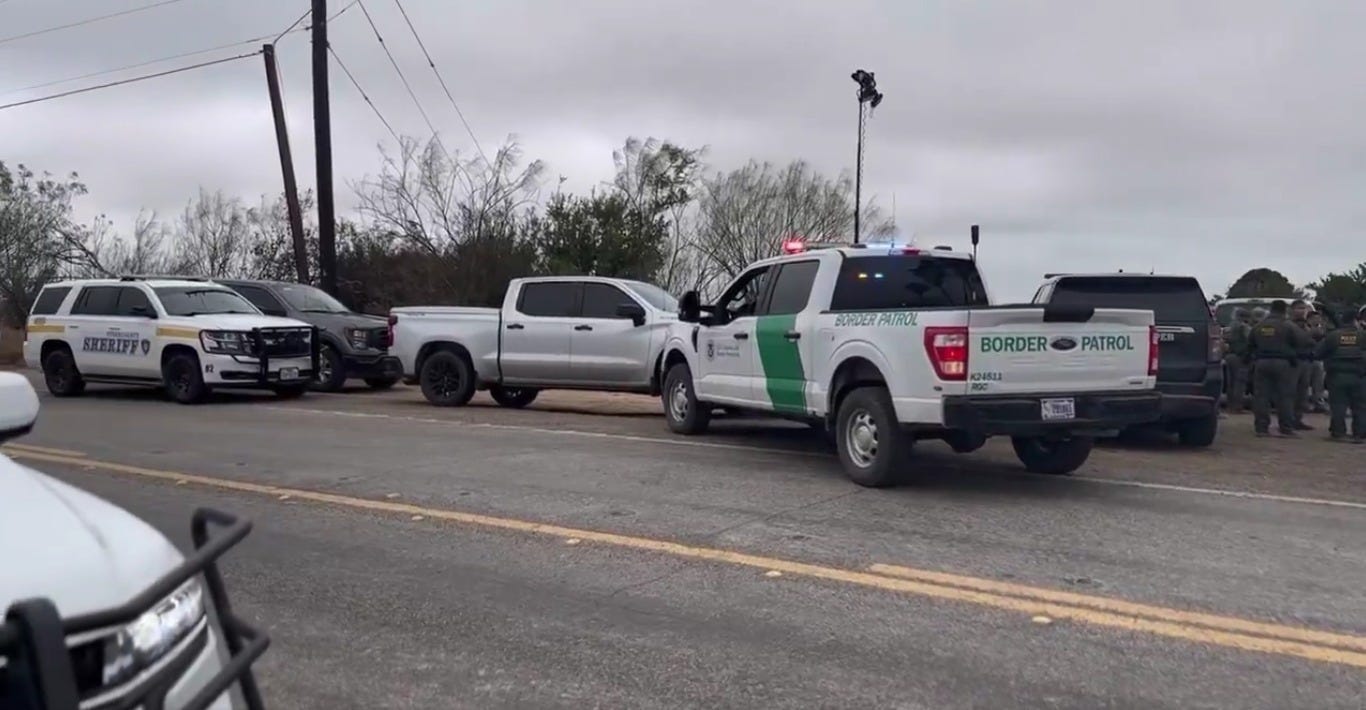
[356,0,439,138]
[0,51,259,112]
[328,43,400,143]
[390,0,488,166]
[273,8,312,44]
[0,0,195,47]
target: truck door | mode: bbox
[571,282,652,386]
[501,281,579,385]
[65,285,123,376]
[754,260,819,415]
[695,266,773,406]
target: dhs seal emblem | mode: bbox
[140,339,151,355]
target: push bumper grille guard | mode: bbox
[0,508,269,710]
[250,326,320,383]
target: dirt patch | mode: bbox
[0,327,22,366]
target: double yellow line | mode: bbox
[5,442,1365,669]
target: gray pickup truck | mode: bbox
[219,279,403,392]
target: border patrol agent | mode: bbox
[1289,299,1316,429]
[1249,300,1310,437]
[1315,306,1366,442]
[1223,308,1252,412]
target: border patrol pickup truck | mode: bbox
[390,276,677,408]
[659,242,1163,486]
[23,277,318,404]
[0,373,268,709]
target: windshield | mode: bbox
[623,281,678,312]
[1050,277,1209,323]
[153,287,260,316]
[277,284,349,313]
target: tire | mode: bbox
[364,376,399,390]
[162,352,209,405]
[273,384,309,399]
[313,344,347,392]
[1176,413,1219,448]
[834,386,915,487]
[490,385,539,409]
[943,430,987,454]
[419,350,476,407]
[662,362,710,435]
[42,347,86,397]
[1011,436,1093,475]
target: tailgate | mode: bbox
[1155,319,1212,383]
[966,308,1153,395]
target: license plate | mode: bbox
[279,367,300,381]
[1041,398,1076,420]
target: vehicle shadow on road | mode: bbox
[74,385,281,406]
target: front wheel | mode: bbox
[42,348,86,397]
[490,385,539,409]
[1011,435,1093,475]
[662,363,710,435]
[419,350,476,407]
[835,386,915,487]
[163,352,209,405]
[313,344,347,392]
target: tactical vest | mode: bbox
[1324,329,1365,375]
[1251,319,1296,359]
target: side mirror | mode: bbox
[678,291,701,323]
[130,305,157,319]
[615,302,647,327]
[0,373,39,443]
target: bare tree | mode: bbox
[94,211,178,276]
[0,162,104,325]
[693,160,894,286]
[172,189,254,278]
[609,137,710,294]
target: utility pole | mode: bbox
[312,0,338,295]
[262,44,309,284]
[850,69,883,245]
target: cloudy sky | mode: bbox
[2,0,1362,300]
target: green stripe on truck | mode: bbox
[756,314,806,414]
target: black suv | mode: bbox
[1034,274,1222,447]
[218,279,402,392]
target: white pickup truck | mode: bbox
[658,242,1163,486]
[390,276,678,407]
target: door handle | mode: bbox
[506,323,524,330]
[574,324,593,332]
[784,331,801,341]
[733,332,749,341]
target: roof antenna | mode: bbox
[970,224,979,262]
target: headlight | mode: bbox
[200,330,251,355]
[346,327,370,350]
[101,580,206,687]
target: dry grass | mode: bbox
[0,327,22,365]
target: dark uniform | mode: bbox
[1291,314,1316,426]
[1222,311,1252,412]
[1315,314,1366,441]
[1249,313,1310,435]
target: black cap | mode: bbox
[1270,300,1288,313]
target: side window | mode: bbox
[717,266,773,320]
[763,261,819,316]
[71,286,120,316]
[234,285,284,314]
[580,283,636,319]
[115,287,153,316]
[30,286,71,316]
[517,283,581,317]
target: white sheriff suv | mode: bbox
[23,277,318,404]
[659,241,1163,486]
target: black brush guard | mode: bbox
[0,508,269,710]
[250,326,320,383]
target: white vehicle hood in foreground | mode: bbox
[0,455,183,617]
[167,313,311,331]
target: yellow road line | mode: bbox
[3,442,87,458]
[869,563,1366,653]
[11,448,1366,670]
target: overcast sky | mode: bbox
[2,0,1362,300]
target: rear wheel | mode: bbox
[835,386,915,487]
[313,344,347,392]
[42,347,85,397]
[1176,413,1218,448]
[490,385,539,409]
[163,352,209,404]
[419,350,476,407]
[663,362,710,435]
[1011,435,1093,475]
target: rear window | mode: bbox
[830,256,988,311]
[1050,277,1208,322]
[30,286,71,316]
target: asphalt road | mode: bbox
[8,380,1366,709]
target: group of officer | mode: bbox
[1223,299,1366,441]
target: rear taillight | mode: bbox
[924,326,969,381]
[386,314,397,348]
[1207,320,1221,362]
[1148,325,1160,376]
